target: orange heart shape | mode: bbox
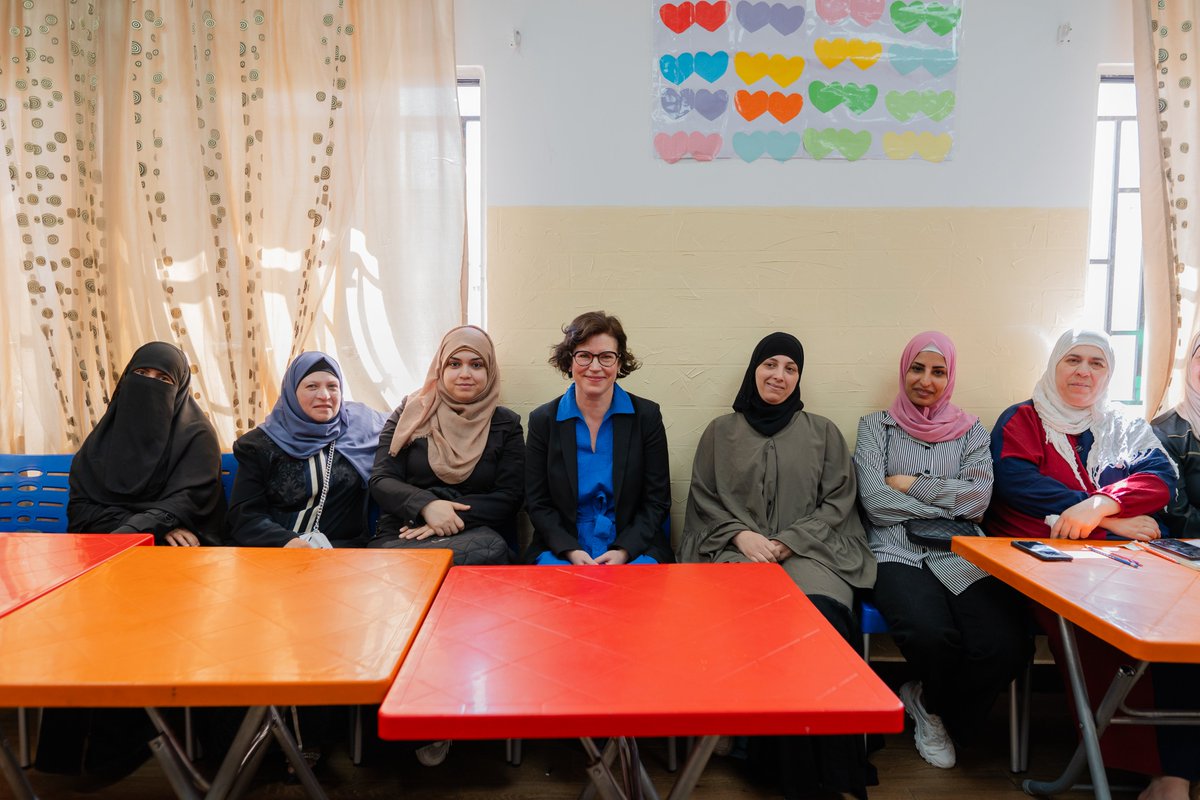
[768,92,803,123]
[735,90,770,121]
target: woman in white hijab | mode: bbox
[985,328,1172,541]
[987,328,1180,795]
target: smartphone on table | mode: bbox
[1011,540,1073,562]
[1148,539,1200,561]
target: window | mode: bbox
[1083,74,1143,407]
[458,74,484,327]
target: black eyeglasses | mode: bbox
[572,350,618,368]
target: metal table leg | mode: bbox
[268,706,326,799]
[0,733,37,800]
[665,735,718,800]
[1022,617,1142,799]
[579,737,628,800]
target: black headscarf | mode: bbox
[69,342,225,543]
[732,332,805,437]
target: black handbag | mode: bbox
[882,426,981,551]
[902,517,980,551]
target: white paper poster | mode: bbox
[651,1,963,163]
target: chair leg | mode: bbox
[16,708,30,768]
[1008,678,1020,773]
[666,736,677,772]
[351,706,363,766]
[862,632,871,664]
[505,738,522,766]
[1008,660,1034,773]
[1019,660,1032,772]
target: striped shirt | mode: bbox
[853,411,992,594]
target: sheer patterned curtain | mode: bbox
[1135,0,1200,415]
[0,0,464,453]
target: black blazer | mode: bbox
[524,390,673,563]
[369,405,525,549]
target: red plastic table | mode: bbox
[0,532,152,619]
[379,563,903,799]
[0,546,452,800]
[953,537,1200,800]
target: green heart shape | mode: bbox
[885,90,956,122]
[802,128,872,161]
[808,81,879,115]
[889,1,961,36]
[922,90,955,120]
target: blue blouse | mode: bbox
[556,383,634,558]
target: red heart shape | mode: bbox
[694,1,730,31]
[659,2,695,34]
[768,92,804,123]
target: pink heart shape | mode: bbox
[850,0,883,26]
[688,132,723,161]
[815,0,850,24]
[654,132,691,164]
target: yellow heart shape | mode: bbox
[846,40,882,70]
[882,131,953,162]
[767,54,805,88]
[814,39,882,70]
[735,52,770,85]
[813,38,848,69]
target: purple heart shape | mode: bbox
[768,3,805,35]
[736,1,772,32]
[693,89,728,120]
[660,88,694,119]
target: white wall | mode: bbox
[454,0,1133,208]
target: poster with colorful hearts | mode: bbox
[652,0,963,162]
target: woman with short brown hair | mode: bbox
[525,310,671,565]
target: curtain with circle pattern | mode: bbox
[1136,0,1200,416]
[0,0,464,452]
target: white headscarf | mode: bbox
[1032,329,1172,489]
[1173,330,1200,437]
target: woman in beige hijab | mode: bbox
[368,325,524,566]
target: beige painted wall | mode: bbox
[488,206,1089,530]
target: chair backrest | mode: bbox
[0,454,74,533]
[219,453,238,502]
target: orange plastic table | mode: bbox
[953,537,1200,799]
[0,532,151,619]
[0,532,152,774]
[379,563,903,799]
[0,546,452,800]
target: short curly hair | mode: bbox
[549,311,642,378]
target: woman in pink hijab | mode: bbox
[853,332,1031,770]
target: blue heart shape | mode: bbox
[888,45,957,77]
[660,53,695,85]
[694,51,729,83]
[765,131,801,161]
[733,132,768,162]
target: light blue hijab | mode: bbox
[257,351,384,483]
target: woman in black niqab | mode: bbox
[68,341,225,545]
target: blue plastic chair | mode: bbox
[219,452,238,501]
[860,598,1030,772]
[0,454,73,533]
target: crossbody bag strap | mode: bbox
[310,441,336,533]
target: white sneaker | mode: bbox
[899,681,955,769]
[415,740,451,766]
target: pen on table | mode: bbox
[1083,545,1142,568]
